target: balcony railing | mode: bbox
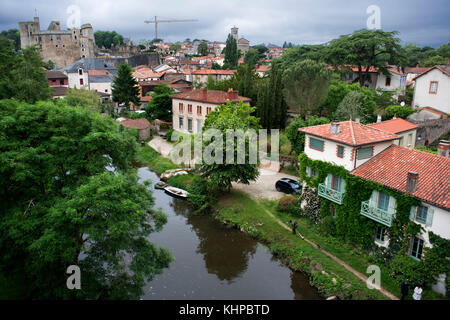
[360,200,395,227]
[318,183,345,205]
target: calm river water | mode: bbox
[138,167,321,300]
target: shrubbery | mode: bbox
[187,176,216,213]
[385,105,416,119]
[278,195,298,212]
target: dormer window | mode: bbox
[357,146,373,159]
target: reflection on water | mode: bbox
[137,167,321,300]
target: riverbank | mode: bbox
[213,190,391,300]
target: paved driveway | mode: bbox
[232,168,300,200]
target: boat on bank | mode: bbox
[164,186,189,199]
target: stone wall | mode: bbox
[412,118,450,146]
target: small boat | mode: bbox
[154,181,168,190]
[164,186,189,199]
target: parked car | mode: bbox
[275,178,301,194]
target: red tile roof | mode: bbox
[140,96,152,102]
[88,70,111,76]
[192,69,236,75]
[351,145,450,210]
[298,120,400,146]
[120,118,151,130]
[412,65,450,80]
[132,68,163,80]
[405,67,429,74]
[367,118,418,134]
[172,89,250,104]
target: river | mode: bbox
[138,167,321,300]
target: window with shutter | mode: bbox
[425,208,434,227]
[378,192,390,211]
[309,137,324,151]
[416,206,428,223]
[357,147,373,159]
[337,145,344,158]
[410,237,424,260]
[375,226,385,242]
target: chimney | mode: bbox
[393,113,397,119]
[330,122,340,135]
[202,88,207,100]
[376,115,382,123]
[437,140,450,157]
[355,118,360,123]
[406,171,419,193]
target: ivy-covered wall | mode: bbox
[298,152,421,249]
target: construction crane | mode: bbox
[144,16,199,40]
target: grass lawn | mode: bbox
[259,198,446,300]
[135,144,179,175]
[215,190,389,300]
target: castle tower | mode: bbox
[18,16,40,48]
[231,26,238,41]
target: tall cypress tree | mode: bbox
[256,61,287,129]
[224,34,238,69]
[112,63,140,110]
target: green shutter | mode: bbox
[388,196,396,214]
[409,206,416,221]
[306,166,311,177]
[426,208,434,227]
[310,138,324,151]
[341,178,346,193]
[327,173,332,188]
[358,147,373,159]
[369,190,379,207]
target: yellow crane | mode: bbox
[144,16,199,40]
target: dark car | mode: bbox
[275,178,301,194]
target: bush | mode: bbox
[187,176,216,213]
[385,105,416,120]
[320,215,337,236]
[166,129,174,142]
[279,195,298,212]
[388,254,427,286]
[130,112,147,119]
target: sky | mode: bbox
[1,0,449,47]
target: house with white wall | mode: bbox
[375,66,407,93]
[351,145,450,295]
[171,89,250,134]
[368,117,418,148]
[412,65,450,114]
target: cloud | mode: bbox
[1,0,449,47]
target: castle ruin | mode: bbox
[19,16,95,68]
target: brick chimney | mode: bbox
[437,140,450,157]
[227,88,238,100]
[406,171,418,193]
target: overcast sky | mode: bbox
[1,0,449,47]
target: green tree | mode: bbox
[0,39,53,103]
[198,41,208,56]
[200,101,260,191]
[422,55,448,67]
[223,34,238,69]
[256,61,288,129]
[282,59,331,118]
[94,31,124,49]
[333,90,376,123]
[0,99,173,299]
[385,105,416,119]
[64,87,99,109]
[244,49,259,67]
[285,116,330,154]
[326,30,407,87]
[0,29,20,51]
[112,63,140,110]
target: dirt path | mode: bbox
[259,205,399,300]
[148,136,173,157]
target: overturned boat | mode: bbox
[164,186,189,199]
[154,181,168,190]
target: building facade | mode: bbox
[19,17,95,68]
[412,65,450,114]
[171,89,250,134]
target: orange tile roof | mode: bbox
[298,120,400,146]
[351,145,450,209]
[140,96,152,102]
[412,65,450,80]
[88,70,111,76]
[172,89,250,104]
[367,118,418,134]
[192,69,236,75]
[256,65,270,72]
[132,68,163,80]
[120,118,151,130]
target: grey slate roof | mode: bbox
[59,58,116,73]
